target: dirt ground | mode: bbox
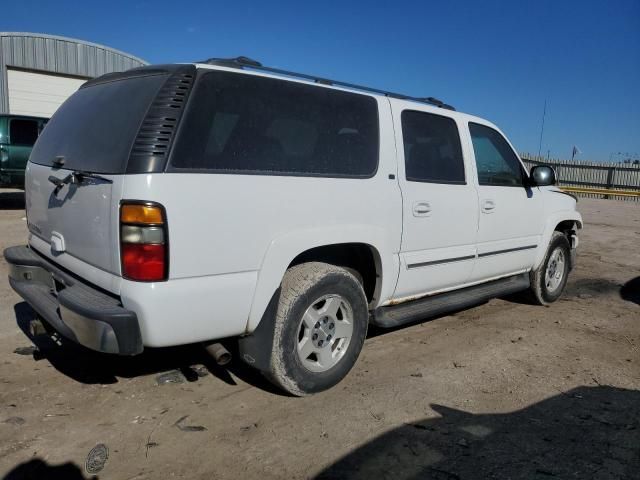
[0,190,638,480]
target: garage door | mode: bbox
[7,69,87,118]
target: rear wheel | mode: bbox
[529,232,571,305]
[266,262,368,396]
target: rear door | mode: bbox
[25,72,170,277]
[466,122,544,281]
[393,104,479,299]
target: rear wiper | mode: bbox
[72,170,113,184]
[48,173,72,190]
[48,170,113,192]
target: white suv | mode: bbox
[4,57,582,395]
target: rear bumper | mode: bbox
[4,245,143,355]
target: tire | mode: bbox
[265,262,369,396]
[529,231,571,305]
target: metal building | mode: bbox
[0,32,147,118]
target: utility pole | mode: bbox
[537,99,547,158]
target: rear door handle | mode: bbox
[481,199,496,213]
[413,202,432,217]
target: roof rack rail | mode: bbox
[417,97,456,111]
[199,56,263,68]
[197,56,456,111]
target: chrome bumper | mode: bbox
[5,245,142,355]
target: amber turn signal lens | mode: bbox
[121,204,164,224]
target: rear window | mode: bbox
[170,70,379,177]
[29,73,168,174]
[10,119,39,146]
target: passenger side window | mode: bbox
[9,119,39,146]
[401,110,465,184]
[171,70,379,178]
[469,123,524,187]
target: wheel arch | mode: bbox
[288,243,382,304]
[245,226,396,333]
[533,211,583,269]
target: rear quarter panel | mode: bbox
[120,96,402,343]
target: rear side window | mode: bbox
[29,73,168,174]
[10,119,39,146]
[401,110,465,184]
[170,71,379,177]
[469,123,524,187]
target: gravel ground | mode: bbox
[0,190,638,480]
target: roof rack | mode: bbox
[197,56,456,111]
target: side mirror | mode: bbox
[530,165,556,186]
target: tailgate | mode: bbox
[26,162,123,274]
[25,70,171,277]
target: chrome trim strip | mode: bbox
[407,244,538,269]
[407,254,476,269]
[478,244,538,258]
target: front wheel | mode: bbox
[529,232,571,305]
[266,262,369,396]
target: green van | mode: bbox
[0,114,48,188]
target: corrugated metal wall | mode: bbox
[0,32,148,114]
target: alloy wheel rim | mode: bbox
[296,294,354,373]
[545,247,566,293]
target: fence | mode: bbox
[520,154,640,202]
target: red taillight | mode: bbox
[120,202,168,281]
[122,244,166,281]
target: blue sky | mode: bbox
[3,0,639,162]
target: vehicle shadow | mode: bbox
[2,458,89,480]
[13,302,285,395]
[620,276,640,306]
[502,276,636,306]
[316,385,640,479]
[369,276,639,335]
[0,190,25,210]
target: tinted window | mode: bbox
[29,73,168,173]
[469,123,524,186]
[401,110,465,184]
[170,71,379,177]
[10,119,39,146]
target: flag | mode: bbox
[571,145,581,160]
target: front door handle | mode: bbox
[482,199,496,213]
[413,202,432,217]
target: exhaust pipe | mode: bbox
[204,342,232,366]
[29,318,47,337]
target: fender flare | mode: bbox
[532,210,583,269]
[244,225,397,333]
